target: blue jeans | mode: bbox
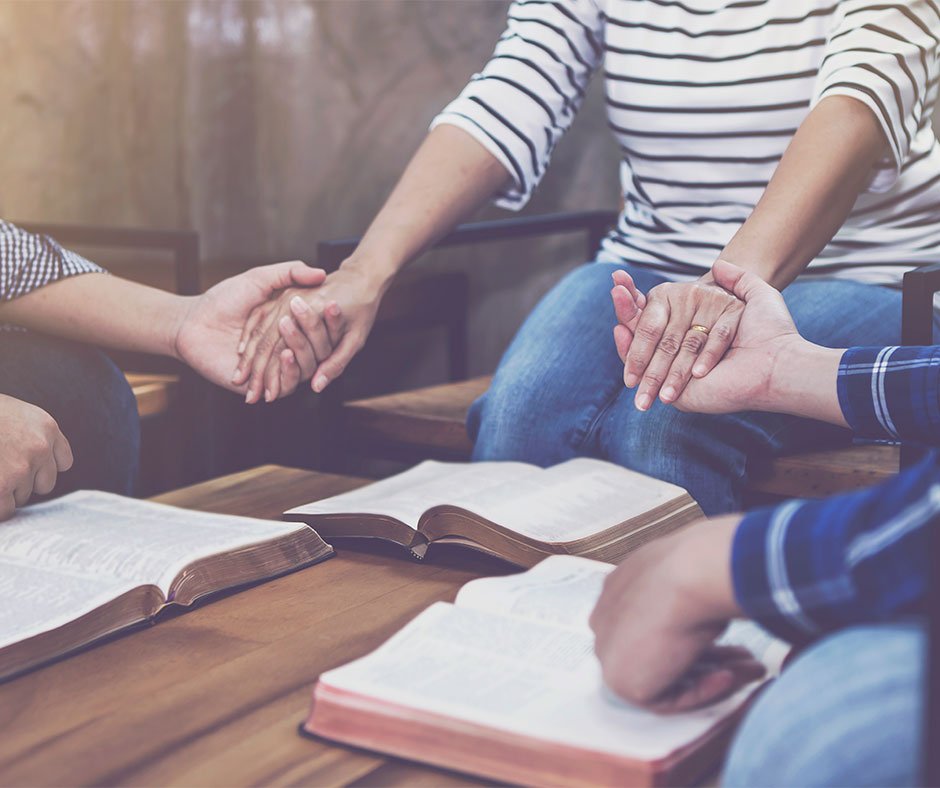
[0,329,139,497]
[468,262,932,514]
[723,622,924,786]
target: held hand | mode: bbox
[233,265,381,403]
[174,260,327,398]
[612,261,803,414]
[619,271,746,411]
[589,515,760,713]
[0,394,73,519]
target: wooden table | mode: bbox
[0,465,512,787]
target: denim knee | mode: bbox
[723,622,924,787]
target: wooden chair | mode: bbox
[329,211,940,499]
[17,223,209,491]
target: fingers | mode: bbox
[711,259,762,302]
[613,324,632,365]
[311,334,359,393]
[658,318,712,404]
[32,451,59,496]
[277,349,302,399]
[234,303,275,385]
[629,304,685,411]
[623,297,669,393]
[323,300,345,346]
[691,308,741,379]
[611,269,647,311]
[290,296,334,362]
[278,315,318,381]
[52,430,73,472]
[611,285,642,330]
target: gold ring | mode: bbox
[689,324,710,335]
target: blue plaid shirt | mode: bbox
[732,346,939,644]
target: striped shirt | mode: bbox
[432,0,940,285]
[733,345,940,644]
[0,220,103,304]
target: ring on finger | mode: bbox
[689,324,710,336]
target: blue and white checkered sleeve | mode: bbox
[838,345,940,444]
[0,220,105,303]
[732,451,936,644]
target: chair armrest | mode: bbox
[17,223,201,296]
[316,210,618,270]
[902,263,940,346]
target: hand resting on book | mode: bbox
[589,513,765,713]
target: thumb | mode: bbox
[311,335,359,393]
[711,259,771,303]
[249,260,326,296]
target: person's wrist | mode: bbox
[340,252,399,296]
[763,338,844,420]
[167,294,196,362]
[670,515,743,623]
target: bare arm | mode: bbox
[344,124,512,295]
[718,95,887,290]
[624,95,888,411]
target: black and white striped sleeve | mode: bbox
[812,0,940,192]
[430,0,604,210]
[0,220,105,303]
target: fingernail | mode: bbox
[237,341,246,354]
[624,373,638,388]
[328,302,341,317]
[693,364,706,377]
[245,390,254,404]
[279,315,294,332]
[313,374,328,392]
[661,386,676,402]
[290,295,308,313]
[636,394,651,411]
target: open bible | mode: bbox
[303,555,788,788]
[284,458,701,567]
[0,490,332,682]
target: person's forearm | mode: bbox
[0,273,188,358]
[341,124,512,293]
[717,95,888,290]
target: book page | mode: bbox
[456,556,788,669]
[0,490,304,595]
[455,555,614,630]
[285,460,538,527]
[0,558,140,650]
[447,458,688,543]
[320,601,769,762]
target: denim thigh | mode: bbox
[723,622,924,787]
[0,329,140,496]
[470,263,914,514]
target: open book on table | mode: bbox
[285,458,702,567]
[303,555,789,788]
[0,490,332,682]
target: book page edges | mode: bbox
[0,584,166,683]
[415,495,702,568]
[304,681,745,788]
[168,527,334,606]
[283,512,427,554]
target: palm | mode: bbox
[673,287,799,414]
[175,262,326,393]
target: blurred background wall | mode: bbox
[0,0,620,385]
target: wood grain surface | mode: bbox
[0,465,510,787]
